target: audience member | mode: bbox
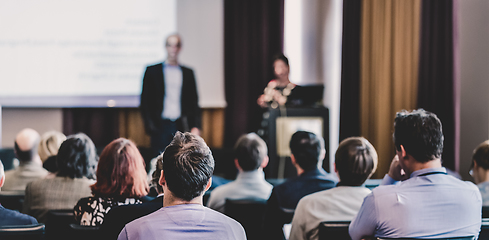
[118,132,246,240]
[3,128,48,193]
[349,109,481,239]
[0,160,38,226]
[289,137,378,240]
[262,131,338,240]
[207,133,272,213]
[101,149,164,239]
[74,138,148,226]
[470,140,489,206]
[39,131,66,173]
[23,133,98,223]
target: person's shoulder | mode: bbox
[179,65,194,72]
[316,169,339,182]
[147,63,163,69]
[450,176,481,193]
[211,180,238,195]
[76,196,99,206]
[0,207,38,225]
[3,168,18,177]
[203,206,244,228]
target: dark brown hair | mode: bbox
[473,140,489,170]
[91,138,148,198]
[163,132,214,201]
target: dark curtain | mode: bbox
[63,108,120,148]
[417,0,457,170]
[224,0,284,147]
[339,0,362,142]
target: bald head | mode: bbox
[15,128,41,162]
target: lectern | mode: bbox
[259,106,329,179]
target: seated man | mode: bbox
[262,131,338,240]
[118,132,246,240]
[470,140,489,206]
[290,136,378,240]
[2,128,48,192]
[349,109,481,239]
[207,133,272,213]
[0,161,38,226]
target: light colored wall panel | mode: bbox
[1,108,62,148]
[458,0,489,180]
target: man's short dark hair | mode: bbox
[162,132,214,201]
[473,140,489,170]
[393,109,444,163]
[56,133,98,179]
[234,133,267,171]
[335,137,377,186]
[289,131,324,171]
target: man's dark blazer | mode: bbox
[140,63,201,134]
[100,196,163,240]
[0,204,38,226]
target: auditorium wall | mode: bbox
[458,0,489,180]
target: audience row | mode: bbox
[0,108,488,240]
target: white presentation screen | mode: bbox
[0,0,176,107]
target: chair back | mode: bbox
[480,218,489,240]
[482,206,489,218]
[225,198,267,240]
[0,223,45,240]
[318,221,351,240]
[0,191,25,212]
[45,209,76,240]
[69,224,101,240]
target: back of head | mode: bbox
[335,137,378,186]
[39,131,67,162]
[289,131,324,172]
[393,109,444,163]
[162,132,214,201]
[56,133,98,179]
[151,156,164,194]
[14,128,41,162]
[234,133,268,171]
[91,138,148,198]
[473,140,489,170]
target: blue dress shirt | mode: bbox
[349,167,482,240]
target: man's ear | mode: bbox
[261,156,269,169]
[234,159,242,171]
[159,170,166,186]
[204,177,212,192]
[399,145,408,159]
[290,154,297,165]
[0,175,4,188]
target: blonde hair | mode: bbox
[39,131,67,162]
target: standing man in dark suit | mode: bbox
[0,161,38,226]
[140,34,201,157]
